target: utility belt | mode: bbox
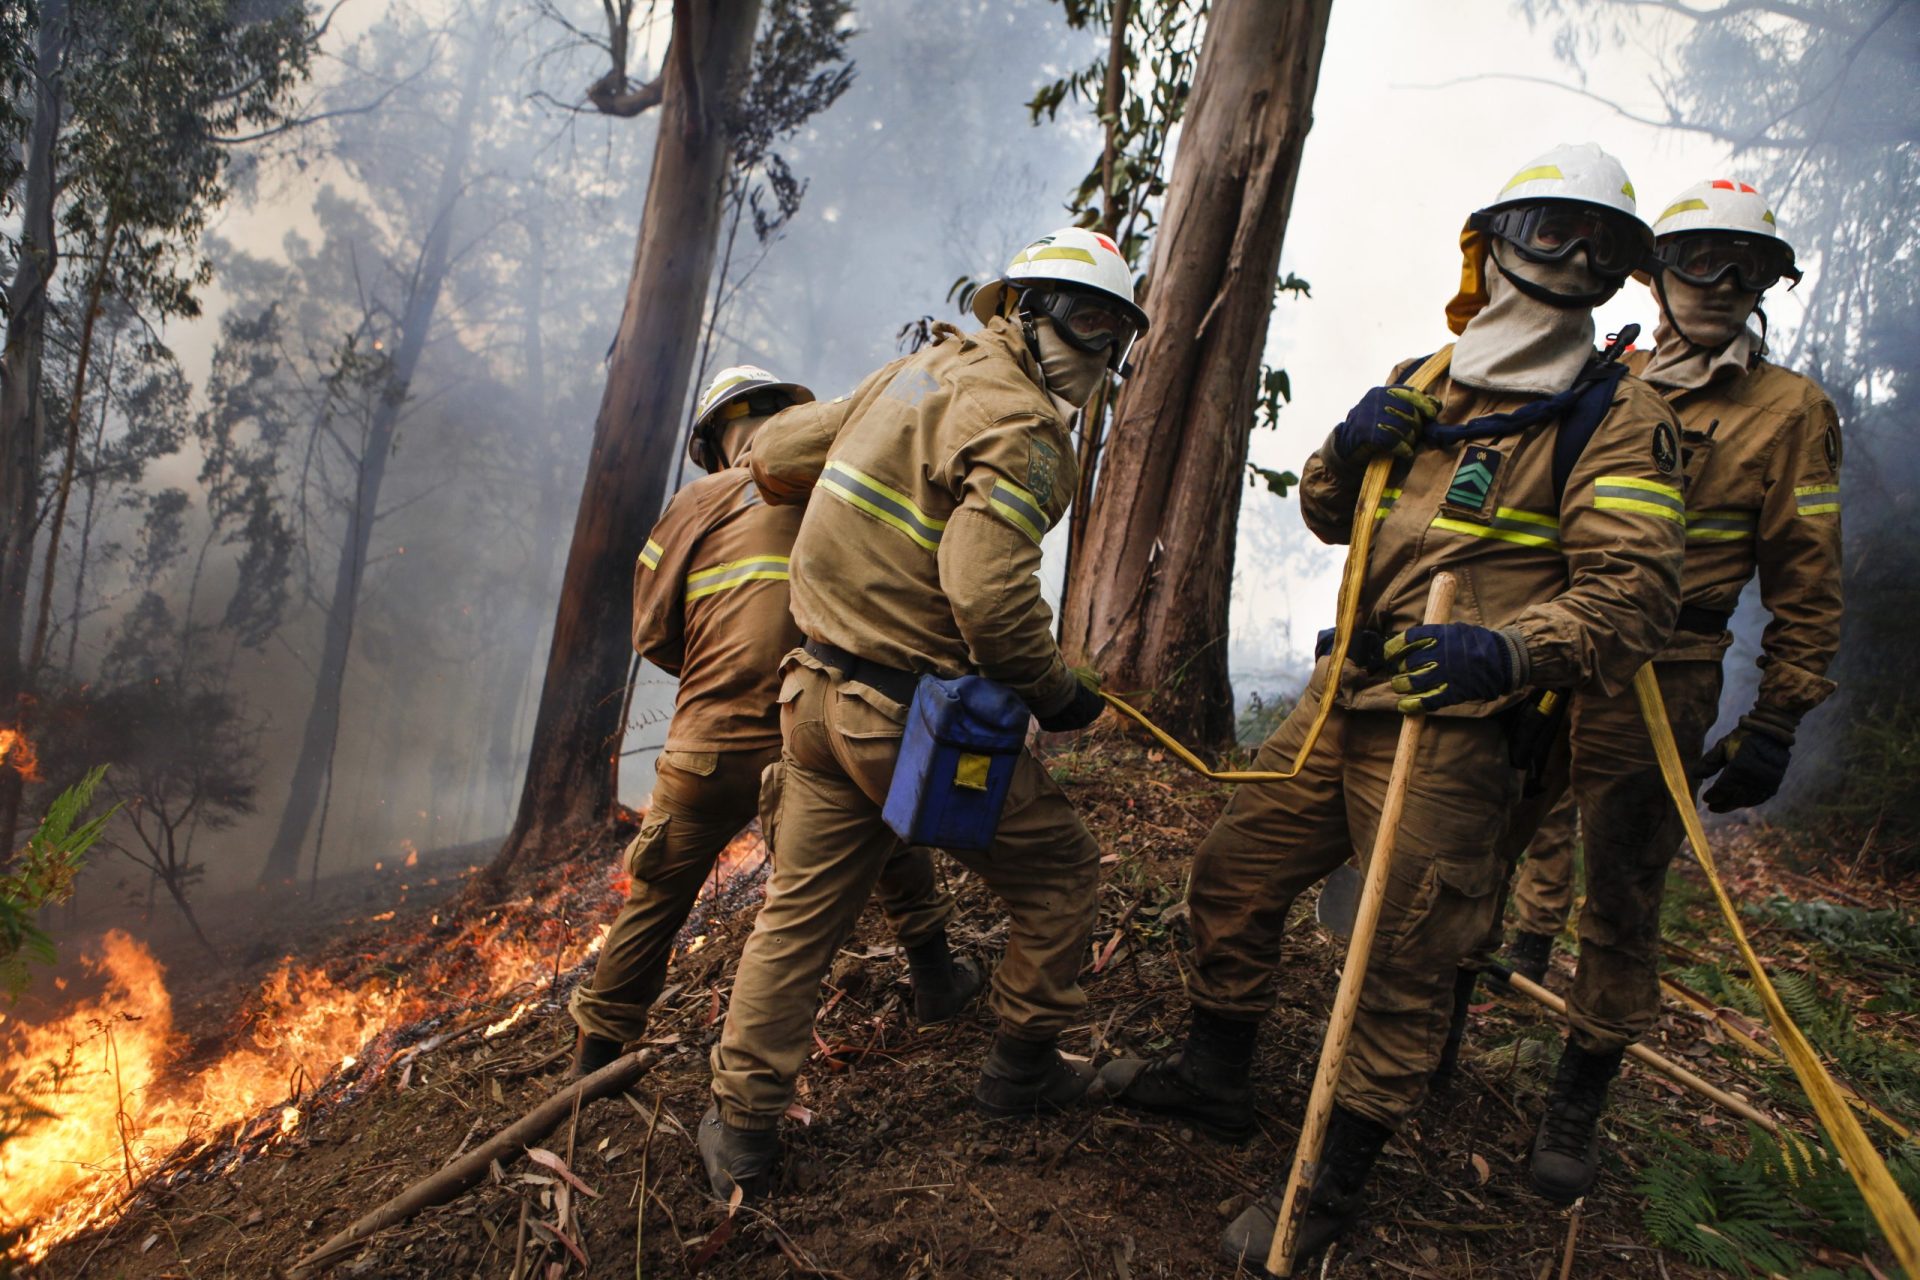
[803,638,918,705]
[1676,604,1732,637]
[803,637,1028,852]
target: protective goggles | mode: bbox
[719,390,793,421]
[1019,287,1143,367]
[1652,232,1800,293]
[1470,203,1651,280]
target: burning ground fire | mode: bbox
[0,821,766,1264]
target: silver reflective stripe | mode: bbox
[820,461,947,549]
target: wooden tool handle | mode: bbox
[1268,572,1456,1276]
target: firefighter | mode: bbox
[1095,144,1689,1263]
[697,227,1142,1203]
[1478,178,1842,1203]
[566,366,979,1080]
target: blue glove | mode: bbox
[1333,385,1442,467]
[1384,623,1529,713]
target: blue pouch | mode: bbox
[882,674,1031,852]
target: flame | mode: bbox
[0,727,42,781]
[401,841,419,870]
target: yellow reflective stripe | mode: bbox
[988,480,1048,544]
[1430,515,1559,549]
[639,539,664,570]
[1500,164,1562,195]
[1372,487,1403,521]
[1489,506,1558,530]
[683,555,791,601]
[1687,508,1756,541]
[819,461,947,551]
[1594,475,1685,524]
[1658,197,1710,223]
[1014,245,1097,267]
[1794,482,1841,516]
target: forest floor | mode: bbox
[26,728,1920,1279]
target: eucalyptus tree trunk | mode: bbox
[490,0,761,879]
[257,1,500,883]
[1061,0,1334,746]
[0,1,68,856]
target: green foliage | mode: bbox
[1764,896,1920,971]
[1637,1125,1920,1277]
[0,766,115,999]
[1234,690,1294,747]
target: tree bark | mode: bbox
[0,0,68,857]
[1060,0,1333,747]
[256,1,499,883]
[489,0,760,880]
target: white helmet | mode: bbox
[1652,178,1786,242]
[969,226,1148,334]
[1647,178,1801,299]
[1485,142,1640,219]
[689,364,813,472]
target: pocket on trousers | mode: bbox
[623,809,674,880]
[831,685,907,741]
[659,749,718,778]
[1387,853,1502,969]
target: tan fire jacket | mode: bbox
[1299,359,1686,715]
[1625,350,1843,732]
[748,318,1082,717]
[631,456,804,752]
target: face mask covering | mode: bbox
[1640,275,1761,391]
[1450,242,1602,395]
[1031,316,1109,410]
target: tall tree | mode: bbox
[254,0,503,883]
[1060,0,1333,745]
[491,0,803,878]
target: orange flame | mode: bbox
[0,727,42,782]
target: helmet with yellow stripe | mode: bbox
[1648,178,1801,293]
[970,226,1148,367]
[689,364,814,473]
[1449,143,1653,330]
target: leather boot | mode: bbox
[1219,1105,1391,1266]
[904,930,984,1024]
[568,1029,624,1080]
[1429,968,1479,1089]
[1506,930,1554,986]
[1530,1036,1625,1203]
[697,1105,779,1204]
[1094,1009,1256,1142]
[971,1031,1093,1116]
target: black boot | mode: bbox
[1094,1009,1257,1142]
[972,1031,1094,1116]
[697,1105,780,1204]
[1219,1105,1391,1266]
[568,1029,625,1080]
[1430,968,1479,1089]
[1506,930,1554,986]
[904,930,984,1024]
[1530,1037,1624,1203]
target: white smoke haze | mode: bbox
[38,0,1910,928]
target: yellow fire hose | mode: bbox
[1635,665,1920,1274]
[1097,347,1456,783]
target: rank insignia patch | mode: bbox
[1652,421,1679,475]
[1445,446,1501,512]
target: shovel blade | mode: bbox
[1316,862,1364,938]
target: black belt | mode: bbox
[1676,605,1732,636]
[802,638,919,705]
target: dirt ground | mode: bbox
[26,730,1912,1279]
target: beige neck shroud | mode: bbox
[1030,315,1108,409]
[1449,244,1599,396]
[1639,286,1761,392]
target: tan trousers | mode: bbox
[1183,670,1520,1129]
[569,745,955,1046]
[1511,790,1579,937]
[710,660,1102,1127]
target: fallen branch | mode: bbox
[287,1050,658,1277]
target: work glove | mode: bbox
[1384,623,1530,714]
[1694,719,1792,812]
[1332,385,1442,467]
[1315,627,1387,672]
[1035,667,1106,733]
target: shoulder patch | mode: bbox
[1028,438,1061,508]
[1823,423,1840,471]
[883,366,940,408]
[1652,421,1679,476]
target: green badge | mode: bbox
[1445,446,1501,512]
[1028,438,1060,508]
